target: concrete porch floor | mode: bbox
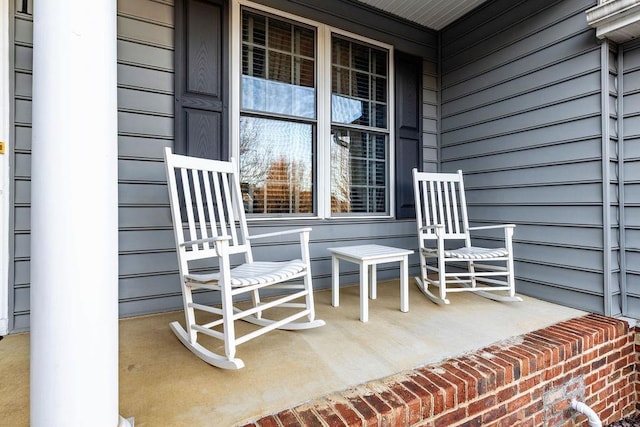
[0,281,587,426]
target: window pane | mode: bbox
[241,10,316,119]
[330,129,388,214]
[268,19,292,52]
[295,27,315,57]
[331,36,388,129]
[243,12,265,45]
[240,117,314,215]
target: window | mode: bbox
[235,2,392,217]
[330,36,389,215]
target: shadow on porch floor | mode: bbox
[1,281,586,426]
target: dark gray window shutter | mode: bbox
[394,52,423,219]
[175,0,228,160]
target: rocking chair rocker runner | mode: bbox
[412,168,522,305]
[164,148,325,369]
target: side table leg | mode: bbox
[369,263,377,300]
[360,262,368,322]
[400,256,409,312]
[332,256,340,307]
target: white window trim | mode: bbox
[0,0,10,335]
[231,0,395,220]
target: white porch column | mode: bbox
[0,0,10,336]
[31,1,120,426]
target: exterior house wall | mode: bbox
[439,0,614,314]
[7,0,437,331]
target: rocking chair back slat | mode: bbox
[201,170,218,249]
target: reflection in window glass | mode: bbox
[330,129,387,214]
[240,117,314,215]
[241,11,316,119]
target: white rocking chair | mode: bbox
[412,168,522,305]
[164,148,325,369]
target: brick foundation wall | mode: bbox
[242,314,637,427]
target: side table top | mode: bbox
[327,244,413,261]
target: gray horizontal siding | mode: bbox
[622,41,640,318]
[440,0,607,312]
[8,0,431,331]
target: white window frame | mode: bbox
[231,0,395,219]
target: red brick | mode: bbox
[433,407,467,427]
[295,406,325,427]
[458,360,496,395]
[523,399,543,417]
[468,395,496,416]
[561,354,582,374]
[459,415,483,427]
[506,393,531,413]
[486,347,521,381]
[497,384,518,403]
[386,382,421,425]
[505,346,537,374]
[542,365,562,381]
[416,368,459,409]
[432,368,468,404]
[571,317,609,344]
[473,354,509,386]
[400,378,434,418]
[587,314,628,336]
[330,399,364,427]
[564,318,602,346]
[517,375,540,393]
[526,334,562,365]
[276,409,302,426]
[344,394,378,427]
[598,341,615,357]
[591,355,607,370]
[496,410,523,427]
[361,387,401,427]
[555,322,592,351]
[440,362,480,400]
[519,340,553,370]
[360,392,392,419]
[314,403,348,427]
[256,416,279,427]
[482,404,507,424]
[409,373,447,415]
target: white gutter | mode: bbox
[586,0,640,42]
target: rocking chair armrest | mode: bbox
[468,224,516,231]
[419,224,445,232]
[179,235,231,247]
[247,227,312,241]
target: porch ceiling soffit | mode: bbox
[587,0,640,43]
[353,0,489,30]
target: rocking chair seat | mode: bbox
[185,260,307,287]
[422,246,509,260]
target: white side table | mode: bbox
[328,244,414,322]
